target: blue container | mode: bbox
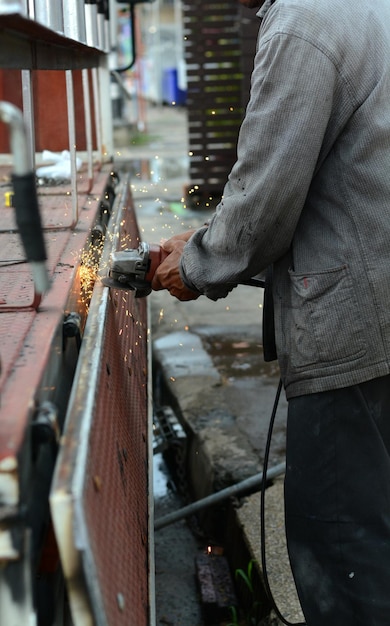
[162,68,186,106]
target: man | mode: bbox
[152,0,390,623]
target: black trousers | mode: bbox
[285,375,390,626]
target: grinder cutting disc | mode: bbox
[100,243,153,297]
[100,274,152,297]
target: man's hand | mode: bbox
[151,231,201,301]
[164,229,196,244]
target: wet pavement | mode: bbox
[153,453,204,626]
[113,102,303,625]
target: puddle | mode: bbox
[153,452,205,626]
[204,337,280,380]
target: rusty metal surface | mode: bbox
[0,164,121,626]
[0,13,102,70]
[0,164,99,231]
[51,175,152,626]
[81,290,149,626]
[0,166,109,470]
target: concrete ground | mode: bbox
[114,102,304,625]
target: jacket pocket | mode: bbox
[287,265,366,369]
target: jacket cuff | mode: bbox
[179,260,202,295]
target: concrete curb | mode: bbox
[153,327,303,623]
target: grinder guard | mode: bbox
[101,241,163,297]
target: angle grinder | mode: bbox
[101,241,266,297]
[101,242,168,297]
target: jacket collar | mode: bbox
[257,0,275,19]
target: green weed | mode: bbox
[226,560,263,626]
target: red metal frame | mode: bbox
[50,175,153,626]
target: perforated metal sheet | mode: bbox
[51,175,153,626]
[81,290,149,625]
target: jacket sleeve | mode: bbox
[180,28,338,300]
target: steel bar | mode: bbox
[34,0,64,33]
[154,461,286,530]
[21,69,35,170]
[92,67,102,166]
[85,0,99,48]
[63,0,86,43]
[65,69,78,227]
[0,101,50,297]
[82,68,94,190]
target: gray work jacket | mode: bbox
[181,0,390,399]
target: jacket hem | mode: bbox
[284,362,390,400]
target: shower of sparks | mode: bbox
[78,242,103,309]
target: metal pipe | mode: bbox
[154,461,286,531]
[97,0,106,51]
[0,102,50,298]
[27,0,34,18]
[103,0,110,52]
[114,3,137,72]
[34,0,64,33]
[84,0,99,48]
[0,101,30,175]
[111,70,133,101]
[82,68,94,191]
[63,0,86,43]
[21,69,35,171]
[65,70,79,226]
[92,67,102,166]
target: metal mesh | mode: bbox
[83,295,149,625]
[80,194,150,626]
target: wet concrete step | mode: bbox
[153,326,303,624]
[233,480,304,624]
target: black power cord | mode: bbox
[260,377,306,626]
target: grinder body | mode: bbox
[102,242,168,296]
